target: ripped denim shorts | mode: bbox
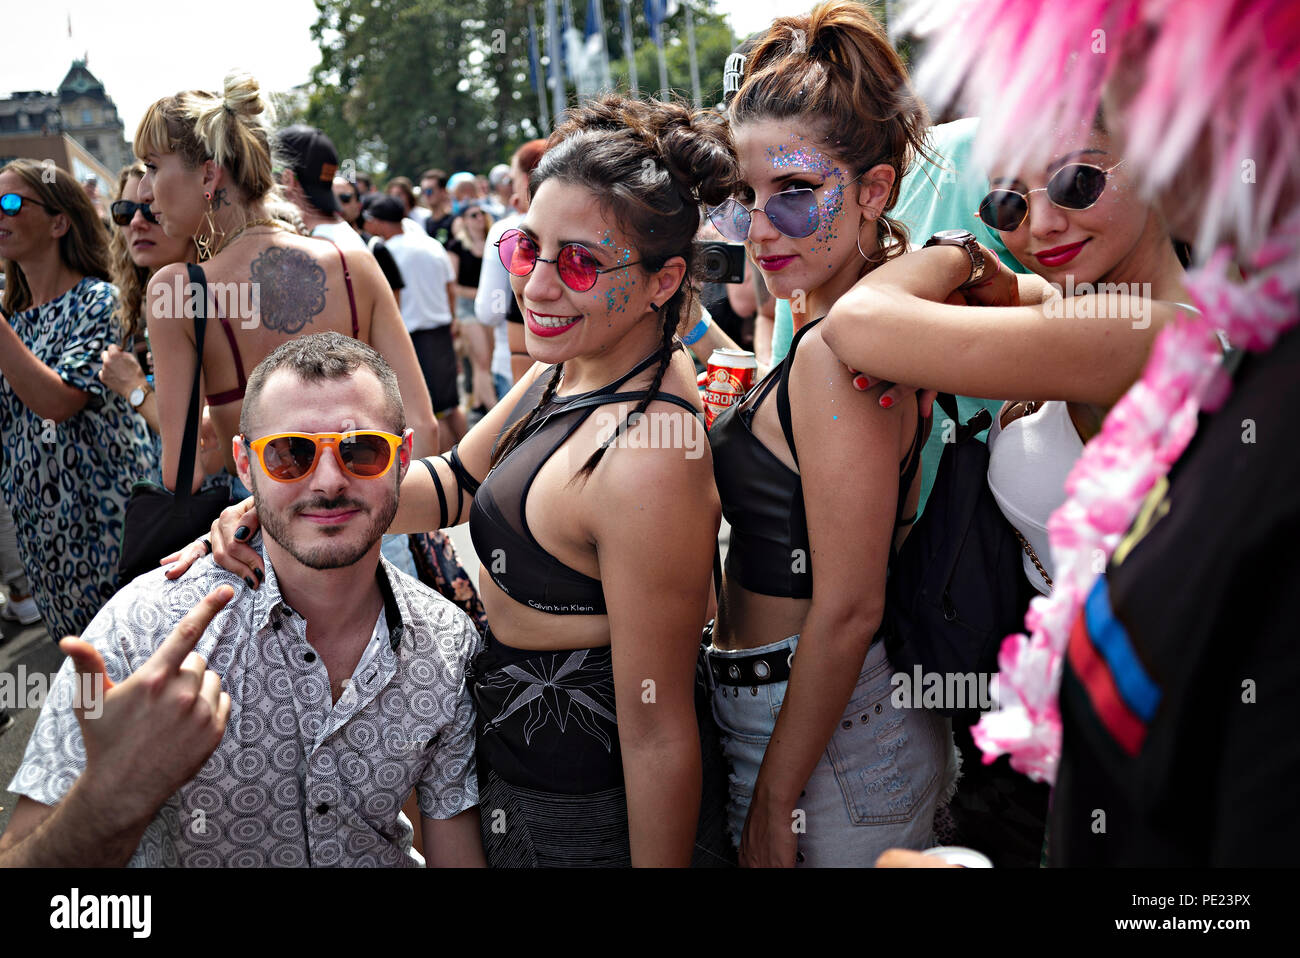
[707,635,958,867]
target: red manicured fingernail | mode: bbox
[853,375,870,390]
[880,395,894,408]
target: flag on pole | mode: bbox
[684,4,701,109]
[562,0,586,88]
[644,0,677,99]
[620,0,638,94]
[586,0,613,91]
[545,0,566,122]
[528,5,551,132]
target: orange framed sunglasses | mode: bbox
[243,431,406,483]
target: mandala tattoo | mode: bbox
[248,247,328,334]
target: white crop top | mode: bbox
[986,401,1084,596]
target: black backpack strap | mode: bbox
[895,406,925,528]
[175,264,209,502]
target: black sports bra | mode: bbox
[469,347,700,615]
[709,318,923,599]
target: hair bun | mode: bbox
[222,69,269,120]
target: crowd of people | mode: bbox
[0,0,1294,869]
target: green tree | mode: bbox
[302,0,743,180]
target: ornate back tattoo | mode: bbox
[248,247,328,334]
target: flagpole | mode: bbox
[528,5,551,133]
[685,4,701,108]
[620,0,638,95]
[561,0,575,86]
[593,0,614,90]
[652,1,669,100]
[545,0,566,123]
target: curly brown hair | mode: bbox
[729,0,933,268]
[491,93,741,481]
[107,162,150,345]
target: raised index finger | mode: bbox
[152,585,235,673]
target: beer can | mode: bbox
[703,348,757,429]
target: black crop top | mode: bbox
[710,318,923,599]
[469,347,700,615]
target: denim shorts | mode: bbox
[708,635,958,867]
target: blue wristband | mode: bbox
[681,317,710,346]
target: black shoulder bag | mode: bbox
[880,394,1030,715]
[118,264,233,583]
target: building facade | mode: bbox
[0,59,130,184]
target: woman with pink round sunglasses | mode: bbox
[175,94,740,867]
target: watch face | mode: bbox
[129,387,145,407]
[934,229,974,243]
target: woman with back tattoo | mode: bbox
[134,70,441,497]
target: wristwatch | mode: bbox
[128,382,152,409]
[924,229,987,289]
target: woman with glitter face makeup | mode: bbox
[704,0,956,867]
[182,94,740,867]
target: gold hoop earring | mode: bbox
[193,191,221,262]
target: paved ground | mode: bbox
[0,614,64,836]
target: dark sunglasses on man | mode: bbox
[0,193,59,217]
[335,191,356,204]
[109,199,160,227]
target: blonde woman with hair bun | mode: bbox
[135,70,440,500]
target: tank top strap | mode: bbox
[602,341,683,393]
[329,241,360,336]
[774,317,824,468]
[202,262,248,405]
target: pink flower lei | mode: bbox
[974,218,1300,782]
[897,0,1300,781]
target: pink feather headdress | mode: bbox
[896,0,1300,782]
[899,0,1300,261]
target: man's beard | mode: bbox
[252,472,400,571]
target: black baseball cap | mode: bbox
[364,195,405,224]
[276,125,341,215]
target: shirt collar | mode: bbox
[250,534,406,652]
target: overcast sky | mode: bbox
[1,0,814,137]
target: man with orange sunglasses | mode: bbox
[0,333,485,867]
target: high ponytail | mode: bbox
[488,94,739,476]
[134,70,276,203]
[731,0,932,265]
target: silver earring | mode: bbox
[856,214,895,263]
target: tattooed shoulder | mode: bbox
[248,246,329,334]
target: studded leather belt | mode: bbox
[705,646,794,687]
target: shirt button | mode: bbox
[315,802,329,814]
[841,720,853,730]
[304,652,317,663]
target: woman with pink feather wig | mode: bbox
[875,0,1300,867]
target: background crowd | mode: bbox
[0,0,1294,870]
